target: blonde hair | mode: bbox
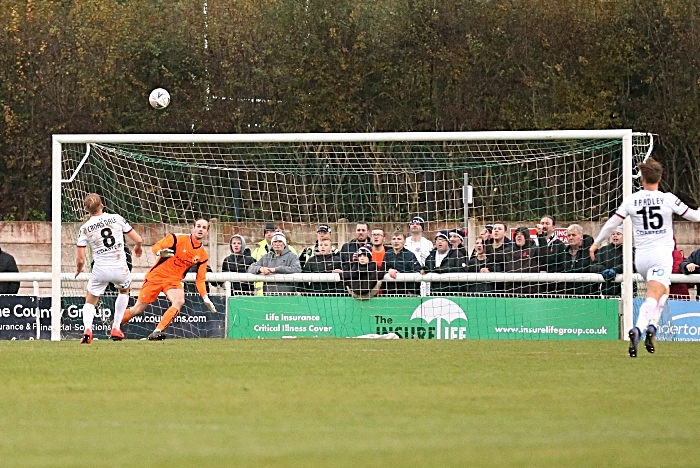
[84,193,102,215]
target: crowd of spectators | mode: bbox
[224,216,700,299]
[3,215,699,300]
[201,215,698,300]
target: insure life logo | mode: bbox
[410,298,468,340]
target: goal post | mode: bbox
[51,130,642,341]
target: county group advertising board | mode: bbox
[0,295,224,340]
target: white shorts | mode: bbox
[87,264,132,296]
[635,251,673,287]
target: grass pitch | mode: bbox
[1,339,698,467]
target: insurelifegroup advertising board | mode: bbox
[228,296,618,340]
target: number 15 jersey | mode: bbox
[77,212,133,269]
[615,189,689,252]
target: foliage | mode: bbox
[3,0,700,219]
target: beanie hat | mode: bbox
[264,223,276,233]
[317,224,332,233]
[434,231,449,242]
[409,216,425,230]
[450,228,465,241]
[615,225,624,234]
[357,245,373,260]
[271,232,287,246]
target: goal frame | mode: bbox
[51,130,635,341]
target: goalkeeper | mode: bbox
[121,218,217,340]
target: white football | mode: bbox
[149,88,170,109]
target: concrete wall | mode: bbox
[2,220,700,295]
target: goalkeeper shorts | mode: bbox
[138,278,183,303]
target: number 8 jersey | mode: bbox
[615,189,690,252]
[76,212,133,269]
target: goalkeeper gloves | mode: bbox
[601,268,617,281]
[155,248,174,258]
[203,295,217,313]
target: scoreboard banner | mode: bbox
[228,296,618,340]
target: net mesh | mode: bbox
[58,133,652,340]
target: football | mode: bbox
[148,88,170,109]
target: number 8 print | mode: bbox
[101,227,116,247]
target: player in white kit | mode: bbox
[590,158,700,357]
[75,194,143,343]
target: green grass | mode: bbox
[1,339,698,467]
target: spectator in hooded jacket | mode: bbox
[0,246,19,295]
[302,238,343,294]
[247,232,301,294]
[384,232,420,295]
[221,234,255,294]
[503,226,541,295]
[342,245,383,299]
[589,226,633,297]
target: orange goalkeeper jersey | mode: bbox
[146,234,210,296]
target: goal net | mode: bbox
[52,131,650,341]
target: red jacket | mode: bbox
[670,249,691,299]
